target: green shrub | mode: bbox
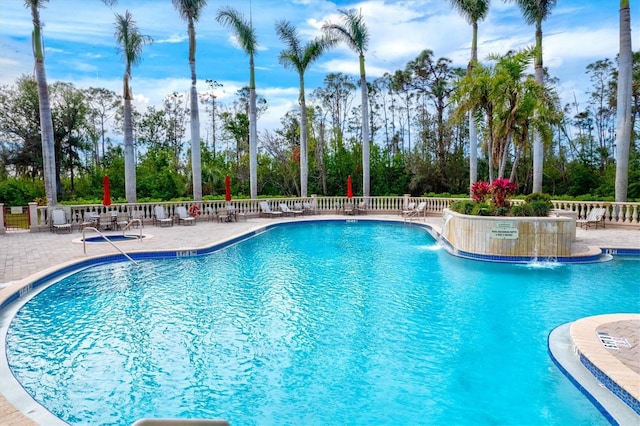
[450,200,475,214]
[529,200,552,217]
[524,192,553,216]
[496,206,510,216]
[511,203,533,217]
[471,202,494,216]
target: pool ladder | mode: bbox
[82,226,139,266]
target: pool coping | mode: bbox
[549,314,640,425]
[1,218,639,425]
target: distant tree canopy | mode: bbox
[0,49,639,206]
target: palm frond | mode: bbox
[216,7,258,56]
[172,0,207,22]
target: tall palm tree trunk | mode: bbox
[30,3,57,205]
[188,19,202,201]
[249,54,258,199]
[531,21,544,193]
[360,55,370,199]
[615,0,632,202]
[299,77,309,198]
[123,96,136,203]
[469,21,479,192]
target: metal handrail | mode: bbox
[82,227,139,266]
[121,218,143,238]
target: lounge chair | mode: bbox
[356,201,367,215]
[153,205,173,227]
[302,202,316,215]
[99,212,114,231]
[576,207,607,229]
[175,206,196,225]
[259,201,283,218]
[51,209,72,233]
[404,201,427,221]
[81,212,98,230]
[280,203,303,217]
[343,202,355,215]
[401,202,416,216]
[115,212,130,230]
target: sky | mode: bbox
[0,0,638,140]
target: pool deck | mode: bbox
[0,214,639,425]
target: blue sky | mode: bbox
[0,0,637,134]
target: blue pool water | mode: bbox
[83,234,144,242]
[5,221,639,425]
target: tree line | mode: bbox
[0,1,637,206]
[1,47,638,205]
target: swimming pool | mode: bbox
[82,234,145,242]
[4,221,639,425]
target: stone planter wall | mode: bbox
[442,209,575,259]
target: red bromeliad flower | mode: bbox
[471,181,490,202]
[489,178,517,208]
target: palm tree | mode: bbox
[448,0,490,194]
[25,0,117,206]
[276,20,334,198]
[172,0,207,201]
[216,6,259,199]
[508,0,556,193]
[322,9,371,198]
[615,0,632,202]
[26,0,57,205]
[114,10,151,203]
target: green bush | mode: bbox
[496,206,510,216]
[0,178,44,206]
[471,202,494,216]
[511,203,533,217]
[450,200,475,214]
[524,192,553,217]
[529,200,552,217]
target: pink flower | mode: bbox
[488,178,517,208]
[471,181,490,202]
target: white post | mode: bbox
[28,202,38,231]
[0,203,5,234]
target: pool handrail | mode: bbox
[82,226,139,266]
[121,218,143,239]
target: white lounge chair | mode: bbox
[302,202,316,215]
[154,205,173,227]
[259,201,283,218]
[404,201,427,221]
[401,202,416,216]
[175,206,196,225]
[51,209,72,233]
[279,203,303,217]
[356,201,367,215]
[576,207,607,229]
[115,212,130,230]
[343,202,356,215]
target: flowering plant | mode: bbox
[488,178,518,208]
[471,181,490,202]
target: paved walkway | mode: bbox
[0,214,638,425]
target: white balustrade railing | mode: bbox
[16,196,640,232]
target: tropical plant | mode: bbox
[488,177,517,208]
[323,9,371,198]
[172,0,207,201]
[275,19,335,197]
[114,10,151,203]
[615,0,632,202]
[508,0,557,193]
[216,6,259,199]
[471,180,490,202]
[24,0,117,206]
[448,0,490,194]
